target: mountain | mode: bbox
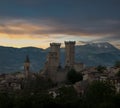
[0,46,47,73]
[0,42,120,73]
[75,42,120,66]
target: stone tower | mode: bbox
[65,41,76,68]
[50,43,61,67]
[24,55,30,79]
[44,43,61,81]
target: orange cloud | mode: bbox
[0,19,54,38]
[0,18,119,49]
[0,33,50,48]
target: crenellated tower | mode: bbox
[50,43,61,66]
[44,43,61,81]
[65,41,76,68]
[42,41,84,83]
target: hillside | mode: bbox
[0,42,120,73]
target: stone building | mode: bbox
[65,41,84,72]
[65,41,76,68]
[50,43,61,66]
[42,41,84,83]
[42,43,61,82]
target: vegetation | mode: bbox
[55,86,81,108]
[83,81,116,108]
[114,61,120,68]
[96,65,107,73]
[67,69,83,84]
[0,81,120,108]
[116,70,120,77]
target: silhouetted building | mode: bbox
[42,41,84,83]
[24,55,30,79]
[65,41,76,68]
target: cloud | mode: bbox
[0,0,119,48]
[0,19,54,38]
[0,0,120,39]
[0,18,120,49]
[0,18,120,40]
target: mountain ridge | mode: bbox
[0,42,120,73]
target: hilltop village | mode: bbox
[0,41,120,95]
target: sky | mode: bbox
[0,0,120,49]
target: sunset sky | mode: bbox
[0,0,120,49]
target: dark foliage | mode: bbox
[83,81,116,108]
[116,70,120,77]
[67,69,83,84]
[0,80,120,108]
[96,65,107,73]
[114,61,120,68]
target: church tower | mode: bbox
[24,55,30,79]
[65,41,76,68]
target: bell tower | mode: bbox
[24,55,30,79]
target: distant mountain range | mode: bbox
[0,42,120,73]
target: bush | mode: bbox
[67,69,83,84]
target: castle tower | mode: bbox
[50,43,61,67]
[65,41,76,68]
[24,55,30,79]
[43,43,61,81]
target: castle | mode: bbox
[41,41,84,83]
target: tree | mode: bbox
[98,102,116,108]
[56,86,81,108]
[96,65,107,73]
[67,69,83,84]
[114,61,120,68]
[0,92,14,108]
[112,93,120,108]
[84,81,115,108]
[116,70,120,77]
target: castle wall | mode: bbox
[55,70,67,83]
[46,52,58,81]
